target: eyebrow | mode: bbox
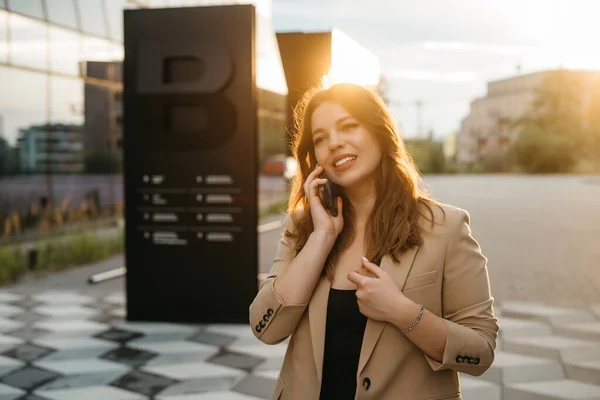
[312,116,355,137]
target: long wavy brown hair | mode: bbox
[285,82,445,281]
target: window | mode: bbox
[0,1,5,9]
[9,13,48,70]
[76,0,108,37]
[105,0,126,41]
[8,0,45,19]
[49,26,81,75]
[50,76,83,126]
[0,9,7,62]
[46,0,79,30]
[0,66,47,149]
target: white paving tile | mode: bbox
[565,359,600,386]
[33,335,118,351]
[33,291,95,305]
[497,316,553,338]
[554,322,600,341]
[205,324,256,338]
[0,383,25,400]
[33,305,99,319]
[479,351,564,384]
[128,340,219,356]
[505,379,600,399]
[459,375,501,400]
[0,335,24,353]
[0,292,22,303]
[253,369,281,380]
[142,360,246,381]
[34,320,108,334]
[0,304,22,318]
[114,322,198,335]
[104,292,126,305]
[502,301,596,324]
[503,335,599,360]
[0,355,24,377]
[35,358,130,375]
[36,385,146,400]
[227,343,288,359]
[156,391,263,400]
[0,317,22,333]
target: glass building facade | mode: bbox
[0,0,287,242]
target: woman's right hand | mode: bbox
[304,164,344,237]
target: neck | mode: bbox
[345,179,377,228]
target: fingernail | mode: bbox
[361,256,369,262]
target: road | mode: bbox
[9,175,600,309]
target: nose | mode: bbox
[328,131,345,151]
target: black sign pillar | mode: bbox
[123,5,258,323]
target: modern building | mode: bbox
[277,29,380,153]
[17,124,84,173]
[457,69,600,166]
[0,0,287,205]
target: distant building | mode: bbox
[457,70,600,166]
[17,124,84,174]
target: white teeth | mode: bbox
[335,156,356,167]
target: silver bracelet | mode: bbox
[398,304,424,334]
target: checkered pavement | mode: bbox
[1,289,600,399]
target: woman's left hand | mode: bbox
[347,257,414,323]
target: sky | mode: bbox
[270,0,600,139]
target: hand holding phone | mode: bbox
[318,173,342,217]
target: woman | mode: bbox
[249,83,499,400]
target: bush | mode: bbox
[510,126,578,173]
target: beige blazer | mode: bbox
[249,203,499,400]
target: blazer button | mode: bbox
[474,358,480,365]
[267,308,274,316]
[456,356,463,363]
[255,324,261,333]
[362,377,371,391]
[263,315,269,323]
[259,320,266,328]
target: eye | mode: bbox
[341,122,358,131]
[313,136,325,144]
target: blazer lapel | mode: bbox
[308,275,330,383]
[356,244,420,376]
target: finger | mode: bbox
[306,164,323,181]
[361,257,383,278]
[347,270,367,287]
[309,178,328,200]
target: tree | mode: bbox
[510,69,587,173]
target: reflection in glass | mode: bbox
[8,0,45,19]
[50,76,83,125]
[0,10,7,62]
[81,36,110,64]
[49,26,81,75]
[47,0,79,30]
[76,0,108,37]
[10,13,48,70]
[105,0,126,41]
[0,0,5,9]
[0,66,47,147]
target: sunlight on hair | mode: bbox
[321,73,333,89]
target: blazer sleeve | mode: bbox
[424,208,499,376]
[249,214,309,345]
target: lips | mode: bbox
[332,153,357,167]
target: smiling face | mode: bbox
[310,101,382,189]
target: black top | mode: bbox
[319,288,368,400]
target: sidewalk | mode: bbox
[1,253,599,400]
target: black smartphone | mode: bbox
[318,173,342,217]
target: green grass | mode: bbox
[0,229,124,286]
